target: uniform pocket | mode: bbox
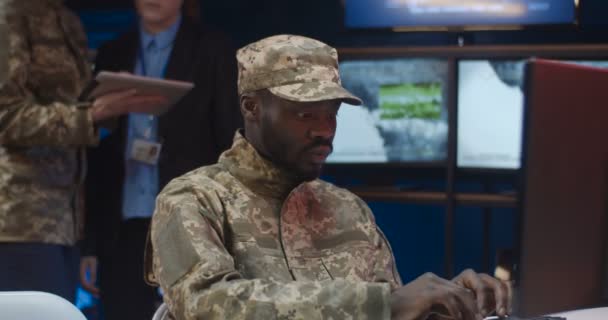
[320,242,377,282]
[288,256,333,281]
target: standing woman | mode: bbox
[0,0,166,302]
[79,0,241,319]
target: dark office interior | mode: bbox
[2,0,607,319]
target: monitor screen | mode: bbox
[457,59,608,170]
[345,0,576,29]
[328,58,449,164]
[457,59,526,169]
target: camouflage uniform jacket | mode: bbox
[148,132,403,319]
[0,0,97,245]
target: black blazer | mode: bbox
[83,19,242,257]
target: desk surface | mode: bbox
[552,307,608,320]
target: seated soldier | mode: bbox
[146,34,511,320]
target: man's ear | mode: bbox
[240,93,260,122]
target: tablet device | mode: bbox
[81,71,194,116]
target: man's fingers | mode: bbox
[456,287,482,320]
[453,270,514,317]
[454,269,490,316]
[433,296,462,320]
[440,292,480,320]
[435,274,481,320]
[479,274,510,316]
[506,280,513,314]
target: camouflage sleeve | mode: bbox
[356,197,404,291]
[0,5,97,147]
[151,180,393,320]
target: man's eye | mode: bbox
[297,112,314,120]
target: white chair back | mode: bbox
[152,302,170,320]
[0,291,86,320]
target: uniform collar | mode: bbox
[219,131,304,199]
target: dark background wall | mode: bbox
[66,0,607,282]
[68,0,608,49]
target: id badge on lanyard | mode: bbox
[129,139,162,165]
[129,36,170,166]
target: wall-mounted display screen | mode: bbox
[328,58,449,164]
[457,59,608,170]
[457,59,526,170]
[345,0,577,29]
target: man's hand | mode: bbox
[79,256,100,297]
[452,269,512,318]
[91,89,168,122]
[391,272,482,320]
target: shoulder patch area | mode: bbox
[312,179,360,200]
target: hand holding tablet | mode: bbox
[82,71,194,121]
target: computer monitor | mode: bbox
[328,58,449,164]
[516,59,608,316]
[345,0,577,29]
[457,59,527,170]
[457,58,608,170]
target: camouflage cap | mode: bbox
[237,34,362,105]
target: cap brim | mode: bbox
[268,81,362,106]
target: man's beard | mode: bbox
[260,123,332,181]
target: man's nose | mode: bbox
[310,117,336,140]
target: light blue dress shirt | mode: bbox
[122,15,182,220]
